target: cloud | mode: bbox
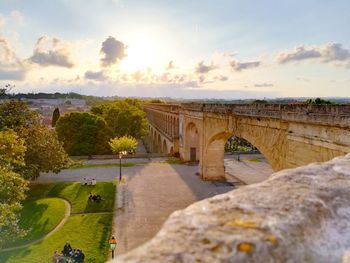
[214,75,228,81]
[0,10,24,28]
[0,38,26,80]
[0,69,26,80]
[277,43,350,66]
[297,77,311,82]
[195,60,217,74]
[10,10,24,25]
[131,71,143,82]
[100,36,127,67]
[254,83,274,87]
[29,36,74,68]
[223,52,237,57]
[84,70,108,81]
[198,75,205,83]
[0,15,5,28]
[229,60,261,71]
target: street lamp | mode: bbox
[118,151,127,182]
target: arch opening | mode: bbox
[162,139,167,155]
[203,132,273,182]
[185,122,200,162]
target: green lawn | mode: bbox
[4,198,66,248]
[0,181,116,263]
[0,214,112,263]
[47,182,116,213]
[69,162,136,169]
[242,157,262,163]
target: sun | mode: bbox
[120,31,165,73]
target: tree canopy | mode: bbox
[91,99,148,139]
[109,136,138,154]
[0,130,26,170]
[0,130,28,247]
[19,125,69,179]
[0,101,70,244]
[305,98,333,105]
[55,112,113,156]
[0,101,38,131]
[51,107,60,127]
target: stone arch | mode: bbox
[152,129,157,152]
[157,133,162,153]
[162,139,168,154]
[202,130,276,180]
[185,122,200,162]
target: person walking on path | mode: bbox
[109,236,117,259]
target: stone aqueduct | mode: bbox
[143,103,350,180]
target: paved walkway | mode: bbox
[113,163,234,255]
[224,153,273,184]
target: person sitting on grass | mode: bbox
[77,249,85,262]
[91,178,96,186]
[58,251,66,263]
[63,242,73,257]
[88,192,102,202]
[52,250,59,263]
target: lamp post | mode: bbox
[118,151,127,182]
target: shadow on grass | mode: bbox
[98,216,113,251]
[45,182,116,213]
[4,202,49,248]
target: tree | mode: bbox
[0,167,28,248]
[55,112,113,156]
[19,125,69,179]
[51,107,60,127]
[0,130,28,247]
[0,129,26,171]
[0,83,14,99]
[91,100,148,139]
[0,101,39,132]
[109,136,138,154]
[305,98,333,105]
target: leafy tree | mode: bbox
[91,100,148,139]
[0,83,14,99]
[305,98,333,105]
[251,99,268,104]
[0,130,26,170]
[0,101,39,131]
[0,130,28,247]
[149,99,163,103]
[109,136,138,154]
[55,112,112,156]
[19,125,69,179]
[0,167,28,248]
[51,107,60,127]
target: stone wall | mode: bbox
[116,154,350,263]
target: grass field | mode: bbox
[4,198,66,248]
[242,157,262,163]
[0,181,116,263]
[69,162,136,169]
[48,182,116,213]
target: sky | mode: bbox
[0,0,350,99]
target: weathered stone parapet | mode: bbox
[116,154,350,263]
